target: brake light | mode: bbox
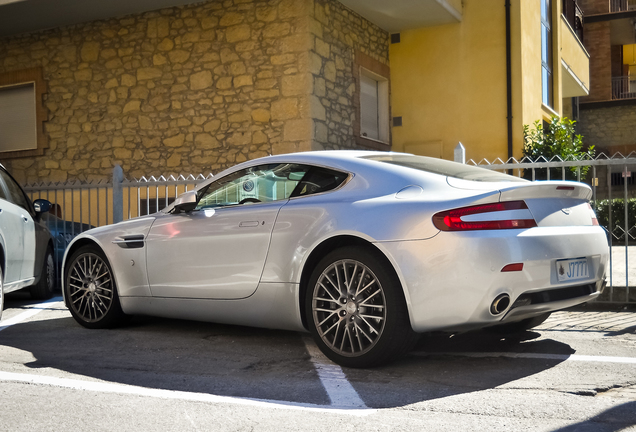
[432,201,537,231]
[587,203,599,226]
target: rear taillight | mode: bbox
[587,203,599,226]
[432,201,537,231]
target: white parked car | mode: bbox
[0,164,56,321]
[62,151,608,367]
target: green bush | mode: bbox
[522,115,594,181]
[595,198,636,240]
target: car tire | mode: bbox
[485,312,552,334]
[64,245,125,329]
[305,246,418,368]
[30,247,55,300]
[0,266,4,321]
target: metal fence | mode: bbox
[610,0,636,12]
[23,154,636,304]
[562,0,584,42]
[24,166,213,271]
[611,76,636,100]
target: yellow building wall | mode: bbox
[517,0,544,135]
[625,44,636,64]
[389,0,510,163]
[390,0,589,162]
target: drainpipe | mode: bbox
[505,0,513,161]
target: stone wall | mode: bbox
[0,0,388,184]
[0,0,318,183]
[308,0,389,150]
[579,105,636,153]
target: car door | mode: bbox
[0,167,34,284]
[145,162,309,300]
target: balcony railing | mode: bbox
[562,0,584,43]
[610,0,636,12]
[612,76,636,99]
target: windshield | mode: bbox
[362,154,527,183]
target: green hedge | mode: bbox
[595,199,636,234]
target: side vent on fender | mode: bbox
[112,235,145,249]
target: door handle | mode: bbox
[23,215,28,222]
[239,221,260,227]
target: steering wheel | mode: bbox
[239,198,261,204]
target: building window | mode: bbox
[541,0,553,107]
[0,68,47,158]
[359,69,389,143]
[0,83,37,152]
[354,51,391,150]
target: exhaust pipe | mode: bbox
[490,294,510,315]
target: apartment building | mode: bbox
[578,0,636,155]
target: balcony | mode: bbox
[337,0,462,32]
[610,0,636,12]
[612,76,636,99]
[563,0,584,43]
[560,1,590,98]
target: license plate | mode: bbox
[556,258,589,282]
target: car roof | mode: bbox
[192,150,418,190]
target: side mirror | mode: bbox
[33,199,52,214]
[173,191,197,213]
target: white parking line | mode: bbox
[413,351,636,364]
[303,337,367,408]
[0,297,62,332]
[0,371,375,415]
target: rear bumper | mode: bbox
[499,280,604,323]
[377,225,609,333]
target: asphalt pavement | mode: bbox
[0,292,635,431]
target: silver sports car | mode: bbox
[62,151,608,367]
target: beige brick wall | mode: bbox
[579,0,610,15]
[580,21,612,102]
[0,0,387,184]
[579,105,636,152]
[309,0,389,150]
[0,1,309,183]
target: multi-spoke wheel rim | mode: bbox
[312,259,386,357]
[67,253,113,323]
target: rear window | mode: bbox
[291,166,349,197]
[362,154,527,183]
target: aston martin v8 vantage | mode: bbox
[62,151,608,367]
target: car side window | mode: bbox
[0,168,30,211]
[195,163,310,210]
[291,166,349,198]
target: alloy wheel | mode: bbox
[67,253,114,323]
[312,259,386,357]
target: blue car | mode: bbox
[38,212,93,271]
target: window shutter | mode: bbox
[0,83,37,152]
[360,73,379,141]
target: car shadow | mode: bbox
[550,401,636,431]
[342,329,574,408]
[0,296,581,410]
